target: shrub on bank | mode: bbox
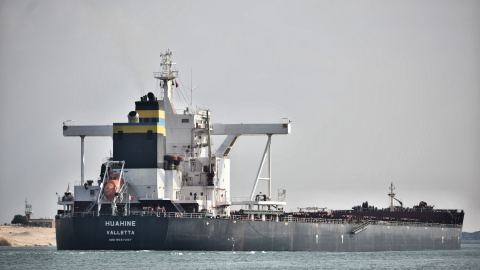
[0,237,12,246]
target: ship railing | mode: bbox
[280,217,346,224]
[338,208,464,214]
[231,196,284,202]
[181,195,205,201]
[138,194,171,200]
[166,212,216,219]
[56,212,463,229]
[231,197,251,202]
[272,217,463,228]
[60,212,100,218]
[368,220,462,229]
[57,197,74,202]
[130,210,164,217]
[124,210,213,219]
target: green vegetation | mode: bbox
[11,215,28,226]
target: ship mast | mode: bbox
[388,182,395,211]
[154,50,178,111]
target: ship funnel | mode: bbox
[128,111,139,123]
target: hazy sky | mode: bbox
[1,1,479,232]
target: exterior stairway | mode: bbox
[172,201,185,213]
[351,221,371,234]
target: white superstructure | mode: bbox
[61,50,291,218]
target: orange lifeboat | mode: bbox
[103,173,123,201]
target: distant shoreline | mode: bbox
[462,240,480,244]
[0,225,55,247]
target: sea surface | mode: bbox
[1,244,479,270]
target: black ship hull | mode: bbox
[56,215,462,251]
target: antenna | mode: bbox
[190,67,199,111]
[154,50,178,111]
[25,198,33,220]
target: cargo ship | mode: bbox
[56,51,464,251]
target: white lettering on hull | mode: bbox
[104,220,136,227]
[105,220,137,242]
[109,238,133,242]
[107,230,135,236]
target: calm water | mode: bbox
[1,244,479,270]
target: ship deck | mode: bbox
[55,210,463,229]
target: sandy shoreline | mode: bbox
[0,225,56,247]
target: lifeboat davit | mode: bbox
[103,173,123,201]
